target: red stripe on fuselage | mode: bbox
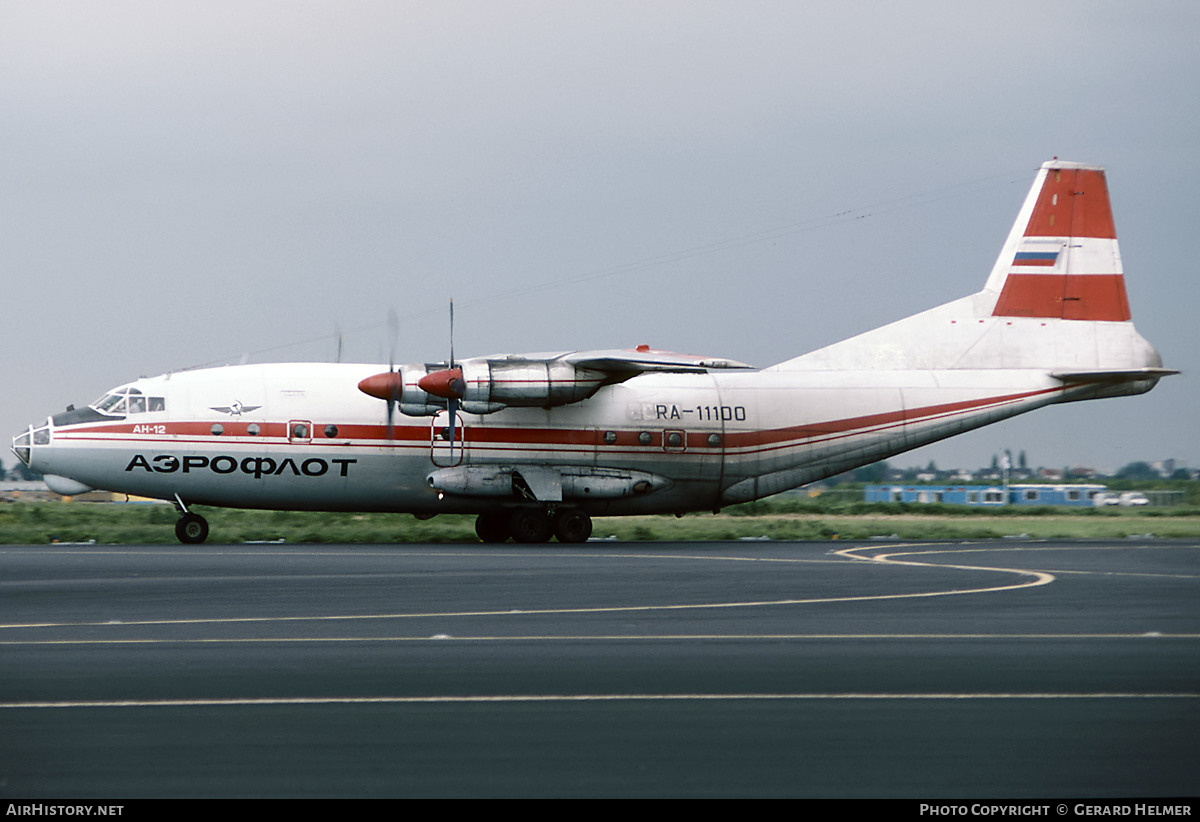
[721,384,1064,453]
[49,385,1069,460]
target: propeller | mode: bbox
[416,299,463,460]
[359,302,463,452]
[447,299,459,461]
[387,308,399,437]
[356,309,404,439]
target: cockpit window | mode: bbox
[94,392,127,415]
[90,386,164,417]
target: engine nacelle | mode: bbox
[458,358,606,408]
[396,364,447,416]
[361,358,607,417]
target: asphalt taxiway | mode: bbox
[1,539,1197,797]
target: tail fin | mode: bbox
[984,161,1130,321]
[773,160,1167,377]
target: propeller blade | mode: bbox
[357,371,404,439]
[387,308,400,439]
[387,308,399,373]
[447,299,457,460]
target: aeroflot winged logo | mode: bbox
[210,400,262,416]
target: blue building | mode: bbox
[864,484,1106,507]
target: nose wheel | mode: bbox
[175,512,210,544]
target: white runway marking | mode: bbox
[4,632,1199,646]
[3,692,1198,710]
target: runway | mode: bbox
[1,539,1197,797]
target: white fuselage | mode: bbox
[20,358,1150,515]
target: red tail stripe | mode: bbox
[993,274,1130,321]
[1024,168,1116,239]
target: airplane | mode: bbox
[11,160,1175,544]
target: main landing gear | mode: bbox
[475,508,593,544]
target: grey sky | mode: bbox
[4,1,1196,474]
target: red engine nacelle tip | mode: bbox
[418,367,466,400]
[357,371,404,401]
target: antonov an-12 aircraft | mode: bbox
[12,161,1174,544]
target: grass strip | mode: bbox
[3,501,1200,544]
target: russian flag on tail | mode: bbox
[1012,250,1059,267]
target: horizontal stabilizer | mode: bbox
[1051,367,1179,383]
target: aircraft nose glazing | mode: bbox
[11,420,50,467]
[12,428,32,466]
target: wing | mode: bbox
[561,346,755,378]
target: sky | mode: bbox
[3,1,1196,475]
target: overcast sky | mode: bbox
[3,1,1196,474]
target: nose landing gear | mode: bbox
[172,495,209,544]
[174,512,209,544]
